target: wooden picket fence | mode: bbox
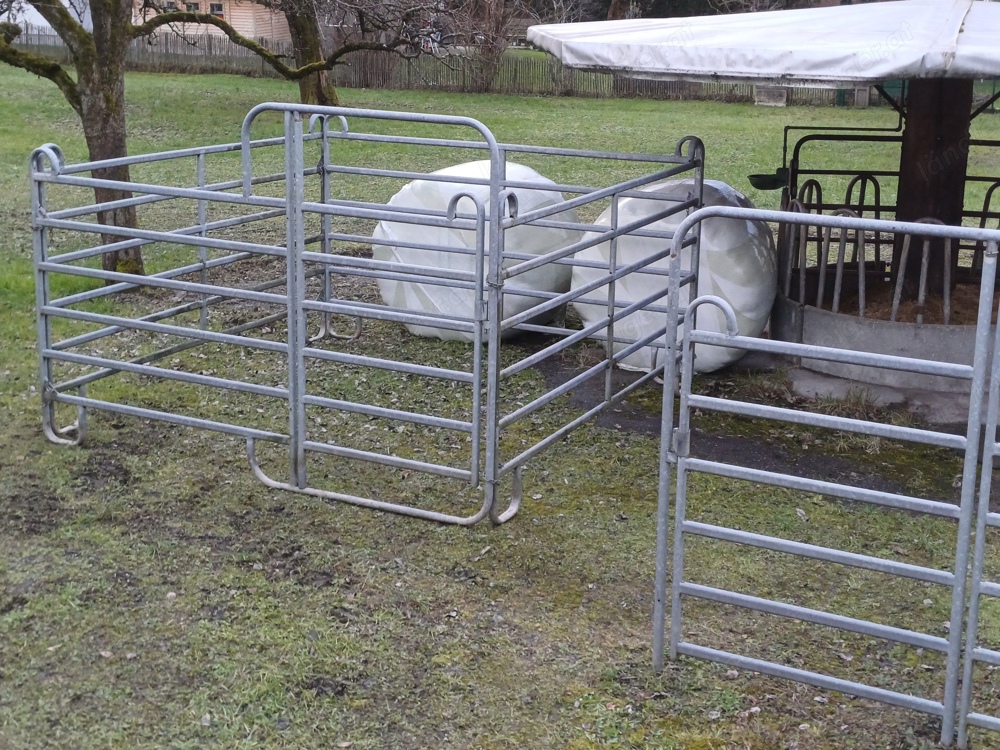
[12,23,871,106]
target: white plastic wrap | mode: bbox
[372,161,581,342]
[571,179,777,373]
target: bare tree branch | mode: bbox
[25,0,93,58]
[129,8,418,78]
[0,21,81,113]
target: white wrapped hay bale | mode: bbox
[571,179,776,373]
[372,161,582,342]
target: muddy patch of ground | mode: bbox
[534,346,965,501]
[4,488,67,536]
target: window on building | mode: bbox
[209,2,223,17]
[164,0,178,9]
[185,2,200,10]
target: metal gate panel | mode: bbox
[958,290,1000,747]
[655,205,1000,747]
[33,103,702,526]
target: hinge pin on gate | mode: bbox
[41,381,59,404]
[672,428,690,457]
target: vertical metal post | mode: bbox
[957,241,1000,749]
[687,142,706,363]
[469,202,487,485]
[653,214,687,672]
[857,228,866,319]
[816,226,831,310]
[485,145,506,523]
[654,139,703,672]
[32,152,56,437]
[197,152,208,330]
[320,117,333,335]
[604,194,620,402]
[669,305,698,661]
[940,240,997,746]
[284,111,308,489]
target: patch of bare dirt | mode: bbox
[535,351,912,498]
[4,490,65,536]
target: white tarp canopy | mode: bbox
[526,0,1000,89]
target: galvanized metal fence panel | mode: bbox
[959,297,1000,746]
[657,206,1000,748]
[33,102,702,526]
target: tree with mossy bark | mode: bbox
[0,0,441,274]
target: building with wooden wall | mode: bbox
[133,0,291,44]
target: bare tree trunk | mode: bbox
[285,10,339,106]
[77,2,145,277]
[893,79,973,297]
[606,0,630,20]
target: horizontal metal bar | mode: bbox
[39,217,284,258]
[308,263,479,291]
[46,251,257,309]
[47,209,285,265]
[501,358,607,429]
[688,205,1000,245]
[979,581,1000,598]
[499,322,668,429]
[323,129,691,165]
[45,350,287,400]
[676,643,944,717]
[301,199,478,230]
[302,394,472,433]
[501,245,693,335]
[796,169,899,178]
[52,267,296,351]
[302,440,469,480]
[501,280,677,378]
[328,223,679,256]
[680,582,949,652]
[323,230,478,257]
[302,347,473,383]
[40,265,287,309]
[505,199,695,281]
[300,298,475,334]
[37,172,288,211]
[686,394,966,451]
[322,163,488,187]
[499,365,663,477]
[48,133,309,175]
[511,321,669,348]
[53,311,289,392]
[325,130,490,151]
[971,647,1000,668]
[506,168,695,233]
[688,331,974,380]
[44,169,296,224]
[500,141,693,164]
[42,306,288,355]
[965,712,1000,731]
[682,519,955,586]
[684,459,961,519]
[987,512,1000,529]
[509,216,679,244]
[52,392,287,444]
[305,194,479,223]
[299,250,478,283]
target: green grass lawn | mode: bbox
[2,65,1000,749]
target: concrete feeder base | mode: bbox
[770,293,990,394]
